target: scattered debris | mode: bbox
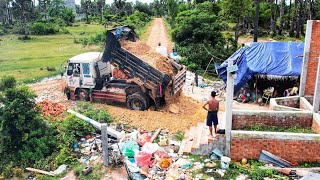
[210,148,223,160]
[53,164,68,175]
[259,150,291,168]
[82,166,92,176]
[299,173,320,180]
[221,156,231,169]
[216,169,226,177]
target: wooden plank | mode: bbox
[26,168,55,176]
[178,139,187,155]
[150,128,161,142]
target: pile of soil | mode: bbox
[120,40,175,76]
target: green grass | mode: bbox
[242,124,316,134]
[137,19,153,42]
[0,22,105,82]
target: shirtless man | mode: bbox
[203,91,219,136]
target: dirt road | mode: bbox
[146,18,173,54]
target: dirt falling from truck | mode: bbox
[120,40,175,76]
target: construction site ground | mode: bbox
[29,18,268,133]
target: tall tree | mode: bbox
[254,0,260,42]
[221,0,252,43]
[270,0,278,37]
[167,0,178,26]
[289,0,297,37]
[278,0,285,35]
[97,0,105,23]
[12,0,36,39]
[81,0,92,24]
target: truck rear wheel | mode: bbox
[78,89,90,101]
[127,93,148,111]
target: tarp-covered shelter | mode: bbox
[215,42,304,93]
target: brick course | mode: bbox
[305,21,320,96]
[232,112,313,130]
[231,138,320,163]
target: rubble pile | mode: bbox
[38,99,65,117]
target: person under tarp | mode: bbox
[215,42,304,94]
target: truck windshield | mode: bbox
[67,63,81,76]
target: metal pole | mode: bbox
[225,59,235,156]
[101,123,109,167]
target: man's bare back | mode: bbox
[207,98,219,112]
[203,91,219,135]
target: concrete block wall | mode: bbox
[300,97,313,111]
[270,97,302,111]
[231,131,320,162]
[232,110,313,130]
[305,21,320,96]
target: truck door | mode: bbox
[66,63,81,88]
[81,63,95,88]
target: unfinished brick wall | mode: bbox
[231,138,320,163]
[232,111,313,130]
[305,21,320,96]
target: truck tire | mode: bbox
[126,93,148,111]
[78,89,90,101]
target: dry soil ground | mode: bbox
[29,18,269,134]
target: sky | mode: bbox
[74,0,154,5]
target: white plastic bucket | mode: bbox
[220,156,231,169]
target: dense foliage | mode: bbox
[172,2,237,71]
[0,76,58,175]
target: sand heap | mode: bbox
[120,40,175,76]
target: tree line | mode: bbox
[163,0,320,72]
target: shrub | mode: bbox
[0,78,58,173]
[0,75,16,91]
[30,22,60,35]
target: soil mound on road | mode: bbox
[120,40,175,75]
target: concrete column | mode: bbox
[101,123,109,167]
[312,56,320,112]
[299,20,313,97]
[225,59,234,156]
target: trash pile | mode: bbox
[38,99,65,117]
[119,129,193,179]
[75,134,102,164]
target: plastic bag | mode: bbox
[134,151,153,167]
[142,142,159,154]
[126,159,140,173]
[159,158,171,169]
[154,151,169,160]
[137,133,151,146]
[120,141,140,157]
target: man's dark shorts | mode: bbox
[206,111,218,126]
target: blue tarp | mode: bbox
[215,42,304,93]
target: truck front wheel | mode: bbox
[127,93,148,111]
[78,89,90,101]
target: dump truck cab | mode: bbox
[66,52,112,99]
